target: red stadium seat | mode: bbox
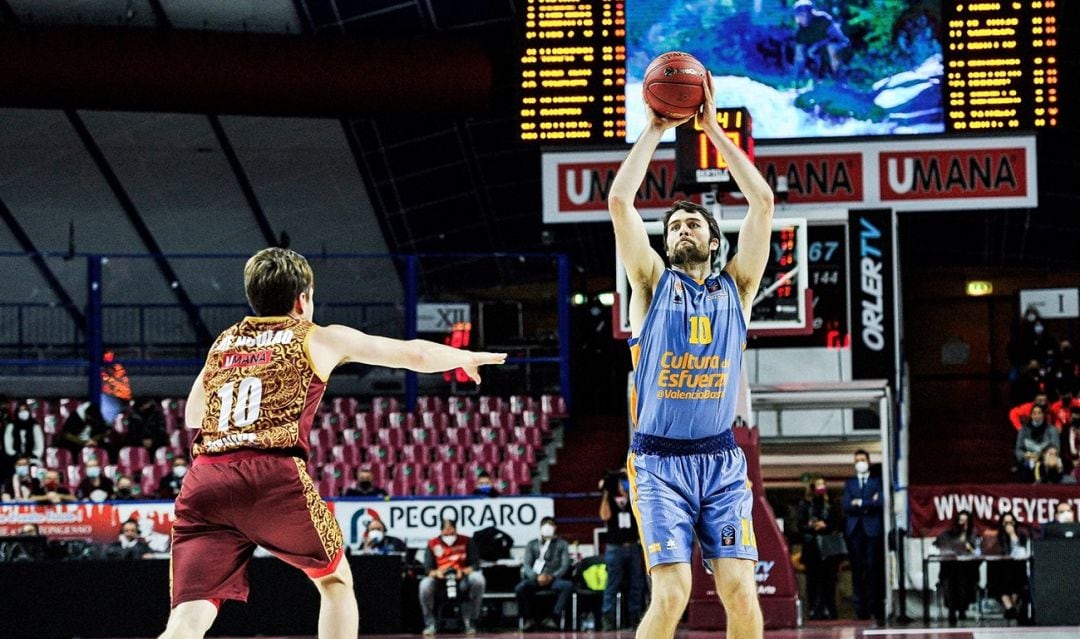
[451,412,481,431]
[508,395,534,415]
[45,447,73,470]
[374,428,405,448]
[353,412,374,431]
[505,444,537,465]
[513,426,543,448]
[540,394,568,418]
[79,446,109,466]
[427,461,460,485]
[66,464,83,487]
[386,411,415,430]
[499,460,532,485]
[309,428,335,451]
[495,478,518,495]
[433,445,466,464]
[319,412,347,431]
[477,395,505,414]
[469,443,498,464]
[418,411,449,433]
[331,443,363,467]
[323,461,352,483]
[409,427,435,446]
[416,396,445,414]
[399,444,430,465]
[476,427,508,447]
[140,464,163,497]
[103,464,119,481]
[486,411,520,430]
[371,396,400,420]
[452,476,475,495]
[317,476,342,498]
[443,427,472,447]
[332,397,359,420]
[365,444,394,466]
[118,446,150,472]
[447,396,473,414]
[340,427,370,448]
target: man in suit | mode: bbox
[843,449,884,622]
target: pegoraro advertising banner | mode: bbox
[334,496,555,550]
[909,484,1080,537]
[541,135,1036,222]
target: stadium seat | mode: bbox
[309,428,335,451]
[540,394,568,418]
[375,427,405,448]
[365,444,394,466]
[522,410,551,435]
[66,464,83,487]
[332,397,359,420]
[399,444,430,465]
[45,447,73,470]
[409,426,435,446]
[433,445,466,464]
[452,476,476,495]
[505,444,537,465]
[485,411,520,430]
[477,395,505,414]
[371,396,400,420]
[451,412,481,430]
[443,427,472,447]
[79,446,109,466]
[317,475,342,498]
[416,395,445,414]
[118,446,150,472]
[102,464,120,481]
[323,461,352,484]
[340,427,370,448]
[331,443,363,467]
[513,426,544,448]
[508,395,534,414]
[499,459,532,485]
[418,411,449,433]
[427,461,461,485]
[140,464,163,497]
[354,412,374,431]
[469,442,498,464]
[386,411,415,430]
[477,427,508,447]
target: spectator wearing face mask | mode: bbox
[58,401,109,454]
[108,519,153,560]
[1054,502,1075,525]
[2,456,40,501]
[515,517,573,631]
[798,475,842,620]
[342,466,388,498]
[1008,308,1058,375]
[32,469,77,504]
[598,467,644,630]
[843,450,884,622]
[419,519,484,636]
[1065,408,1080,479]
[1015,405,1060,482]
[157,457,188,498]
[983,512,1029,622]
[471,471,500,498]
[3,402,45,475]
[1034,445,1075,484]
[359,518,405,555]
[113,474,139,500]
[934,510,980,624]
[1009,393,1060,431]
[77,457,115,501]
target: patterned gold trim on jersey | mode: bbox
[193,316,318,457]
[303,326,328,382]
[293,458,343,561]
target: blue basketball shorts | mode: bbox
[627,437,757,570]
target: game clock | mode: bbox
[674,107,753,192]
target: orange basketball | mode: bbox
[643,51,708,119]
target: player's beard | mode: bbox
[669,239,711,269]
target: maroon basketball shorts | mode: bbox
[170,451,344,608]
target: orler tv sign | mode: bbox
[541,135,1036,222]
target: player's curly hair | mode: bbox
[244,247,314,316]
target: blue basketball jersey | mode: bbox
[629,269,746,440]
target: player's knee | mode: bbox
[716,575,757,614]
[315,556,354,596]
[650,581,691,614]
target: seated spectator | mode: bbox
[1,456,40,502]
[1009,393,1057,431]
[77,458,115,502]
[1048,391,1078,429]
[113,474,138,500]
[934,510,980,624]
[472,471,500,498]
[19,523,40,536]
[983,512,1028,621]
[515,517,574,631]
[1050,340,1077,393]
[1015,405,1059,482]
[32,469,77,504]
[3,401,45,471]
[1064,407,1080,477]
[1054,501,1075,524]
[157,457,188,498]
[358,518,406,555]
[342,466,388,498]
[126,398,168,451]
[1034,445,1075,484]
[57,402,108,454]
[107,519,152,560]
[419,518,485,636]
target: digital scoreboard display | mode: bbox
[674,107,754,191]
[519,0,1061,143]
[945,0,1059,131]
[519,0,627,142]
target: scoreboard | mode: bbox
[520,0,1060,143]
[945,0,1059,131]
[519,0,627,142]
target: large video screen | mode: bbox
[625,0,945,141]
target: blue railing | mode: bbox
[0,252,572,411]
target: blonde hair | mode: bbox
[243,248,313,316]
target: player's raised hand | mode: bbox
[643,88,694,132]
[462,351,507,384]
[699,71,721,134]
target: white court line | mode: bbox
[864,628,1080,638]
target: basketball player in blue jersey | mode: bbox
[608,74,773,639]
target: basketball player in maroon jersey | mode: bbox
[159,248,506,639]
